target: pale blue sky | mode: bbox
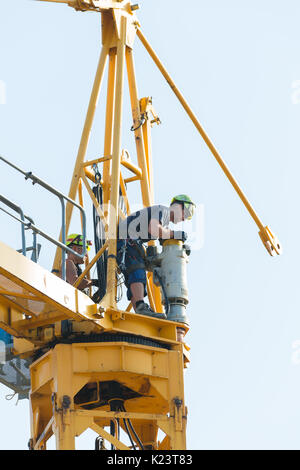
[0,0,299,450]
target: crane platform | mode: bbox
[0,239,188,356]
[0,239,189,450]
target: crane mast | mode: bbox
[0,0,281,451]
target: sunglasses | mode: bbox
[183,202,195,220]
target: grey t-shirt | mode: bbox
[118,205,170,242]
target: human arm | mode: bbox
[148,218,172,240]
[66,259,93,291]
[148,219,187,241]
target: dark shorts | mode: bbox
[117,240,147,301]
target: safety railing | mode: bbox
[0,155,88,281]
[0,195,34,257]
[0,195,42,263]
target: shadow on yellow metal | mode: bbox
[29,340,187,450]
[0,239,189,450]
[0,240,188,350]
[0,240,100,343]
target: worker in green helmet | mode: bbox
[117,195,196,319]
[170,194,196,222]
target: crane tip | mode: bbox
[259,226,282,256]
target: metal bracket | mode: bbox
[259,225,282,256]
[139,97,161,128]
[111,310,125,321]
[173,396,183,432]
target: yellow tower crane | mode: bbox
[0,0,281,451]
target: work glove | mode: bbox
[172,230,188,242]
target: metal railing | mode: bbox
[0,196,42,263]
[0,155,88,280]
[0,195,34,257]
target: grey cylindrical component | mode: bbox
[168,303,189,326]
[160,242,190,326]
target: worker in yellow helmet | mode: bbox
[65,234,95,291]
[117,195,196,319]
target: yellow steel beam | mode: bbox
[119,171,130,214]
[80,172,108,226]
[11,312,66,332]
[90,422,130,450]
[123,174,140,184]
[82,155,112,167]
[29,339,186,450]
[140,97,155,205]
[73,241,108,288]
[75,409,169,422]
[140,97,163,312]
[103,50,116,212]
[126,47,152,207]
[0,291,39,300]
[121,153,143,178]
[33,417,54,451]
[106,15,127,308]
[52,44,109,273]
[125,48,165,311]
[136,28,282,257]
[37,0,133,12]
[7,0,280,452]
[6,1,188,451]
[0,240,105,338]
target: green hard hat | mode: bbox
[170,194,196,220]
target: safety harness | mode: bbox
[116,239,146,276]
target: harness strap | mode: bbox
[107,254,118,260]
[125,262,146,275]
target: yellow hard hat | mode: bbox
[66,234,92,251]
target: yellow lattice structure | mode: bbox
[0,0,281,450]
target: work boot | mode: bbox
[135,302,166,319]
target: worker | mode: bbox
[117,195,196,319]
[65,233,96,291]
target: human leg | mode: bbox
[129,281,145,311]
[127,270,166,319]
